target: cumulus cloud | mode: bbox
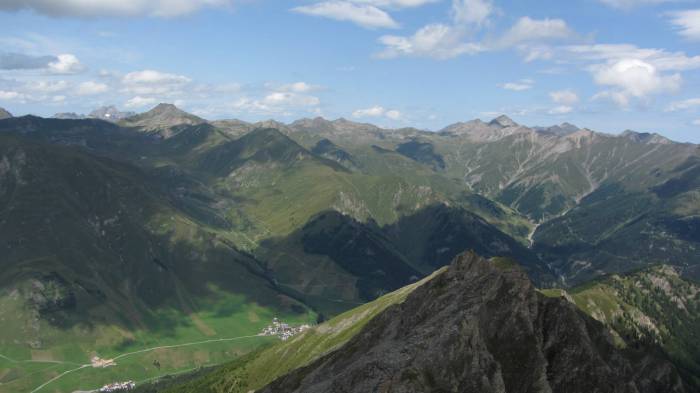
[352,105,401,120]
[378,24,482,59]
[48,54,84,74]
[669,9,700,41]
[560,44,700,106]
[121,69,191,96]
[76,81,109,95]
[499,79,534,91]
[292,1,399,29]
[0,0,235,18]
[550,89,580,105]
[565,44,700,71]
[591,58,681,105]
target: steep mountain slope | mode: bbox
[260,252,686,393]
[534,154,700,283]
[542,265,700,387]
[0,113,539,318]
[157,253,687,393]
[0,134,316,391]
[282,115,700,284]
[137,268,446,393]
[0,106,12,120]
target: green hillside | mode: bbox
[133,267,446,393]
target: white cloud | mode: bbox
[352,105,401,120]
[499,79,534,91]
[666,98,700,112]
[0,0,235,18]
[669,9,700,41]
[231,87,321,116]
[592,58,681,105]
[76,81,109,95]
[47,54,84,74]
[351,0,438,8]
[385,110,401,120]
[353,105,386,117]
[693,119,700,126]
[548,105,573,114]
[275,81,323,93]
[520,45,554,62]
[24,80,70,94]
[451,0,494,27]
[565,44,700,71]
[378,24,482,59]
[124,96,157,108]
[121,69,191,96]
[292,1,399,29]
[598,0,674,9]
[550,89,580,105]
[499,17,574,48]
[0,90,23,101]
[262,92,320,107]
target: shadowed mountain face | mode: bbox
[260,252,687,393]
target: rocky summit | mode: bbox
[0,106,12,120]
[260,252,687,393]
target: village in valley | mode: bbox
[260,318,311,341]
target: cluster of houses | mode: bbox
[99,381,135,392]
[260,318,311,341]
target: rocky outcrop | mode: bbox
[261,252,687,393]
[0,107,12,120]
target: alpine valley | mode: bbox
[0,104,698,392]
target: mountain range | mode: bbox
[0,103,698,391]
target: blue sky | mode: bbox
[0,0,699,142]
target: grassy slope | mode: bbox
[141,267,447,393]
[0,135,317,393]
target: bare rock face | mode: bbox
[0,107,12,120]
[260,252,687,393]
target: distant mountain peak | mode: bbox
[0,107,12,120]
[146,103,190,117]
[621,130,672,145]
[534,122,580,136]
[120,103,205,133]
[489,115,518,128]
[88,105,135,122]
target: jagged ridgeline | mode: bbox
[138,253,689,393]
[0,104,699,392]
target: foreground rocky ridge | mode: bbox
[260,252,686,393]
